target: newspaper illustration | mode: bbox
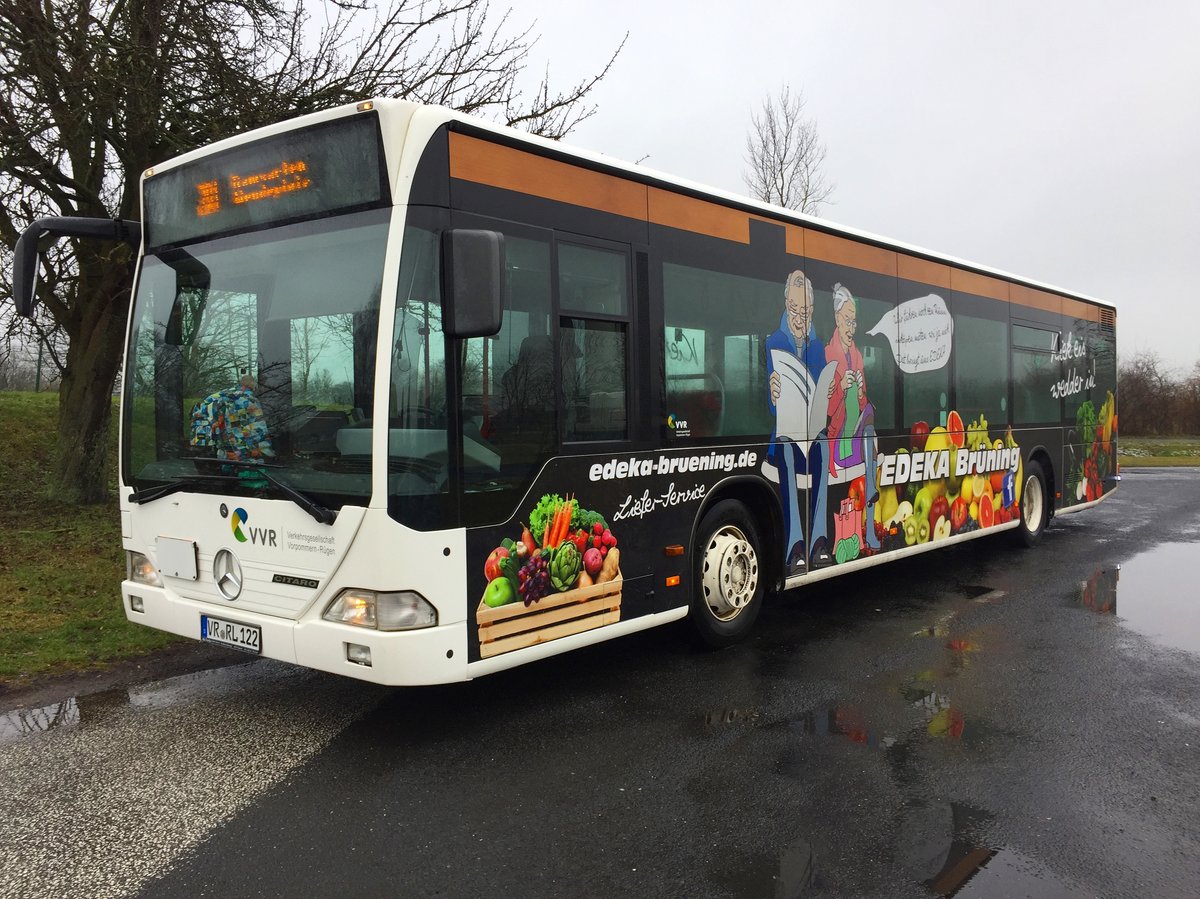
[771,350,837,441]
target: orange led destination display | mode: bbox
[145,113,387,250]
[195,160,314,218]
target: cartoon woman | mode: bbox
[825,283,880,551]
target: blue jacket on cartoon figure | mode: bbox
[766,311,830,571]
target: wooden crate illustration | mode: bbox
[477,572,622,659]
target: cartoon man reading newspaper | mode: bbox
[766,270,832,572]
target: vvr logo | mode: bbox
[231,507,277,547]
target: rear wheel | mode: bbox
[1015,459,1048,546]
[690,500,764,647]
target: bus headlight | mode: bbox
[323,589,437,631]
[127,551,162,587]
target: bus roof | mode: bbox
[146,97,1115,313]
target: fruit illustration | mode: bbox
[849,476,866,512]
[484,546,510,582]
[913,485,934,525]
[966,414,990,451]
[950,496,968,533]
[483,576,515,607]
[911,421,930,452]
[932,516,951,541]
[928,495,950,533]
[979,497,994,529]
[925,426,951,455]
[946,410,966,448]
[918,519,931,544]
[904,517,919,546]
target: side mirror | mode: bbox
[442,229,505,338]
[11,217,141,318]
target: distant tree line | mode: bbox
[1118,352,1200,436]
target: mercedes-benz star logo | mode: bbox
[213,549,243,601]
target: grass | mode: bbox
[1117,436,1200,467]
[0,391,178,686]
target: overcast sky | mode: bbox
[513,0,1200,371]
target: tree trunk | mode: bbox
[53,255,132,504]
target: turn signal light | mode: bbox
[665,575,681,587]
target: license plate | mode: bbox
[200,614,262,654]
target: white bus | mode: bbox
[13,99,1118,684]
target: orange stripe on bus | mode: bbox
[804,229,897,277]
[648,187,749,242]
[448,132,1109,319]
[449,133,648,221]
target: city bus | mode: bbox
[12,98,1118,685]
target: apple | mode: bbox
[484,546,510,581]
[913,485,934,524]
[483,576,515,607]
[911,420,930,452]
[950,496,968,532]
[932,516,951,541]
[928,495,950,532]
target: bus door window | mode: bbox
[457,228,556,527]
[556,242,630,443]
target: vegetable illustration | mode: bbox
[550,542,583,592]
[583,547,603,578]
[597,547,620,583]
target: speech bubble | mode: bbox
[866,293,953,374]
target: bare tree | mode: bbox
[0,0,624,502]
[743,85,833,216]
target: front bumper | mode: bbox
[122,581,470,685]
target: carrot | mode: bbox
[542,519,551,548]
[557,495,575,547]
[551,498,569,548]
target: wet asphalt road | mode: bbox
[2,469,1199,898]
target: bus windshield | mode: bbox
[123,207,390,509]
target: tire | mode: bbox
[690,499,764,648]
[1015,459,1048,547]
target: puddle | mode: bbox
[1079,545,1200,654]
[949,847,1089,897]
[0,660,277,745]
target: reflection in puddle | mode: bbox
[0,660,268,745]
[910,802,1087,897]
[1078,566,1119,615]
[1078,546,1200,654]
[0,688,127,745]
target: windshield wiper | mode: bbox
[253,467,337,525]
[198,460,337,525]
[129,466,336,525]
[129,474,237,504]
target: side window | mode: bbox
[663,262,776,439]
[1012,324,1062,424]
[953,304,1009,426]
[558,242,629,442]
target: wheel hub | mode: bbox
[701,526,759,621]
[1023,473,1044,530]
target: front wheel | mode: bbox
[690,500,764,648]
[1015,459,1048,547]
